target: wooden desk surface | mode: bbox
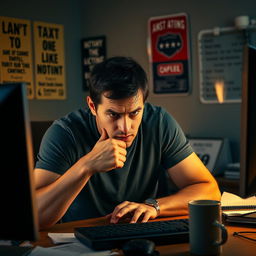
[35,216,256,256]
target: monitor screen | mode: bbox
[0,83,39,241]
[240,44,256,198]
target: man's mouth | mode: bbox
[115,135,133,142]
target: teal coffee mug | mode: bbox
[189,200,228,255]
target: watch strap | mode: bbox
[144,198,160,216]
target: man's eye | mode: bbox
[130,111,140,117]
[109,113,119,118]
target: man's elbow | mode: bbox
[36,198,61,230]
[38,212,58,230]
[209,178,221,201]
[39,220,55,231]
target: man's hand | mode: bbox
[83,128,127,174]
[108,201,158,224]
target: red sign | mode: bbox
[148,13,191,94]
[157,63,183,76]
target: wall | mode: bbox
[0,0,85,121]
[1,0,255,162]
[80,0,256,161]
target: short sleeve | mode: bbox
[35,123,76,175]
[160,110,193,169]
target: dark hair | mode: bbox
[88,56,148,106]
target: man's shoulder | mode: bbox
[142,103,178,134]
[143,102,170,121]
[54,108,91,128]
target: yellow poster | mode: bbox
[0,16,34,99]
[33,21,66,99]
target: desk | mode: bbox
[35,216,256,256]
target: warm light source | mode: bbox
[214,80,225,103]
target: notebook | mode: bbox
[222,211,256,225]
[221,192,256,210]
[221,192,256,225]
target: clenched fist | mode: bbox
[82,128,127,174]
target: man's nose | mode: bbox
[118,116,131,134]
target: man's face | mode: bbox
[88,89,144,148]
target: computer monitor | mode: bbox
[0,83,39,241]
[240,44,256,198]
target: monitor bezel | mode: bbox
[0,83,39,241]
[240,44,256,198]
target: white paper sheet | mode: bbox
[29,243,116,256]
[48,233,77,244]
[38,233,117,256]
[29,246,78,256]
[222,210,256,216]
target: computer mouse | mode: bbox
[122,239,159,256]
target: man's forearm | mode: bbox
[36,158,93,229]
[157,181,221,217]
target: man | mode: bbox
[35,56,220,229]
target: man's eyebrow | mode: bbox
[130,107,142,113]
[105,109,119,114]
[105,107,142,114]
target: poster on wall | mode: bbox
[198,29,256,103]
[148,13,191,95]
[33,21,66,99]
[0,16,34,99]
[81,36,106,90]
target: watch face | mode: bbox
[145,199,155,205]
[144,198,160,215]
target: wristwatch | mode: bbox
[144,198,160,216]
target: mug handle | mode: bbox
[213,220,228,246]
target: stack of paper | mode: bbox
[28,233,118,256]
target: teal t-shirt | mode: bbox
[35,103,193,222]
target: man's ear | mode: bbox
[87,96,97,116]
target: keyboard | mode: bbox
[74,218,189,250]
